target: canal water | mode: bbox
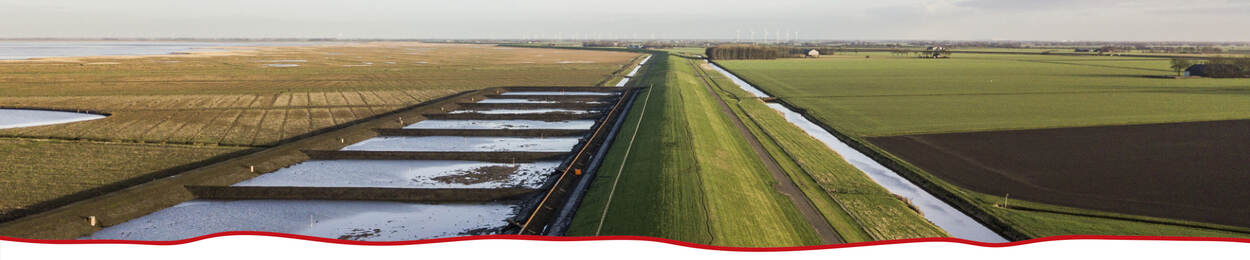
[708,62,1008,242]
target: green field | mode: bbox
[720,53,1250,137]
[568,53,824,247]
[717,52,1250,238]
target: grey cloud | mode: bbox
[955,0,1102,11]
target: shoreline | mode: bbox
[0,41,355,63]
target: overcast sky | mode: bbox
[2,0,1248,41]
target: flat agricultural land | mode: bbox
[718,52,1250,238]
[718,53,1250,137]
[870,119,1250,228]
[569,53,824,247]
[0,42,638,221]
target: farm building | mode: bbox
[1185,64,1247,77]
[806,49,820,58]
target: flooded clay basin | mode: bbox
[626,63,643,77]
[343,136,581,152]
[234,160,562,189]
[85,200,518,241]
[477,98,608,105]
[476,99,560,104]
[406,120,596,130]
[449,109,599,115]
[0,109,105,129]
[501,91,619,96]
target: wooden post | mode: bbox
[249,165,255,173]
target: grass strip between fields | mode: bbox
[692,59,948,241]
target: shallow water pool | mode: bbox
[405,120,596,130]
[85,200,518,241]
[449,109,598,115]
[0,109,106,129]
[343,136,581,152]
[234,160,561,189]
[501,91,618,96]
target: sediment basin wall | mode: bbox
[374,128,589,137]
[301,150,571,163]
[0,86,601,239]
[185,186,539,203]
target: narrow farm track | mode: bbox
[685,58,844,244]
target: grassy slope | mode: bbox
[719,53,1250,238]
[569,54,822,247]
[696,61,946,241]
[720,53,1250,137]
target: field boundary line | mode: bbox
[276,94,294,141]
[321,92,339,125]
[304,92,315,133]
[215,95,259,144]
[594,86,653,236]
[187,95,246,143]
[337,91,361,120]
[247,94,282,146]
[159,109,198,143]
[135,112,174,142]
[353,91,378,114]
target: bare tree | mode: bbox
[1170,58,1192,76]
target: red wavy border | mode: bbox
[2,233,1248,251]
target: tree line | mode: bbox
[1171,57,1250,78]
[706,45,837,60]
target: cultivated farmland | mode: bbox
[718,53,1250,137]
[871,119,1250,228]
[717,51,1250,238]
[0,42,639,221]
